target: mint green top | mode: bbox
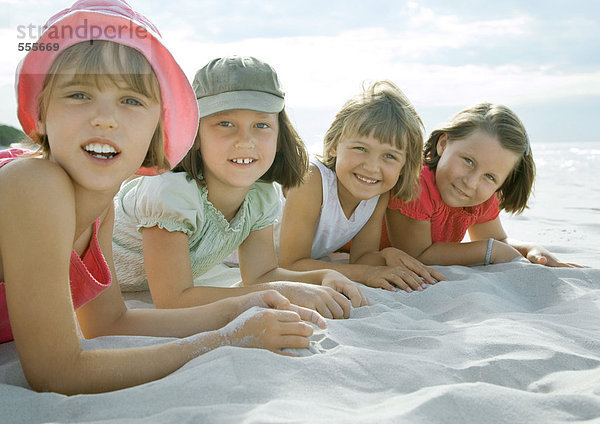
[112,171,280,292]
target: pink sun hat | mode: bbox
[15,0,198,176]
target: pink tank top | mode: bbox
[0,149,112,343]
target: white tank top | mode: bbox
[310,160,379,259]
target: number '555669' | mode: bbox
[18,42,60,51]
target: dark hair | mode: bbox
[319,80,424,201]
[424,103,535,214]
[174,108,308,188]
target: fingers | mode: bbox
[411,267,437,285]
[321,291,350,319]
[367,278,398,292]
[426,266,446,283]
[338,282,370,308]
[322,280,369,310]
[262,289,292,310]
[389,268,428,292]
[288,304,327,329]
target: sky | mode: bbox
[0,0,598,153]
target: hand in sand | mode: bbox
[275,280,367,320]
[236,289,327,329]
[320,271,370,309]
[362,266,436,293]
[380,247,446,285]
[224,290,326,355]
[524,245,583,268]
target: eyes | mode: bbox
[68,92,88,100]
[66,91,146,107]
[217,121,272,129]
[462,156,496,183]
[122,97,143,106]
[352,145,400,161]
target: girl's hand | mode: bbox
[321,271,370,309]
[524,245,582,268]
[275,281,355,320]
[220,306,315,356]
[380,247,446,285]
[234,289,327,329]
[363,266,431,293]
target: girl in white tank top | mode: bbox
[278,81,446,293]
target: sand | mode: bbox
[1,259,599,423]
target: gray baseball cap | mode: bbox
[193,56,285,118]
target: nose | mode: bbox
[462,170,479,190]
[90,103,118,129]
[362,153,380,173]
[233,127,255,149]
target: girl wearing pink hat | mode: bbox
[0,0,325,395]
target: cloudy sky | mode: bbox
[1,0,598,152]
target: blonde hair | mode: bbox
[320,80,424,201]
[33,40,169,171]
[424,103,535,214]
[174,108,309,189]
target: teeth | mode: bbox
[83,143,117,159]
[231,158,254,164]
[357,175,377,184]
[84,143,117,154]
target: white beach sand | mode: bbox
[0,141,598,423]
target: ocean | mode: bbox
[500,141,600,268]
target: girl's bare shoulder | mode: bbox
[300,163,324,193]
[0,157,74,212]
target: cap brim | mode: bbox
[197,91,284,118]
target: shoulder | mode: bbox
[309,160,329,183]
[0,157,74,208]
[249,180,279,204]
[285,162,323,202]
[0,158,76,246]
[137,171,198,195]
[476,193,500,220]
[388,166,438,219]
[123,171,203,209]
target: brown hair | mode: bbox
[320,80,424,201]
[424,103,535,214]
[174,108,308,189]
[33,40,169,171]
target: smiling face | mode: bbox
[434,130,521,208]
[41,71,161,194]
[332,132,405,207]
[198,109,279,192]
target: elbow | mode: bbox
[154,287,198,309]
[153,296,182,309]
[278,259,304,271]
[28,376,78,396]
[24,358,87,395]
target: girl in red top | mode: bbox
[383,103,579,267]
[0,0,324,395]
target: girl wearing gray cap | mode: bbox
[113,56,369,319]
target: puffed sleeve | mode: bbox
[121,172,203,237]
[248,181,282,231]
[475,193,501,224]
[388,167,436,220]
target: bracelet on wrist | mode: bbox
[484,238,494,265]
